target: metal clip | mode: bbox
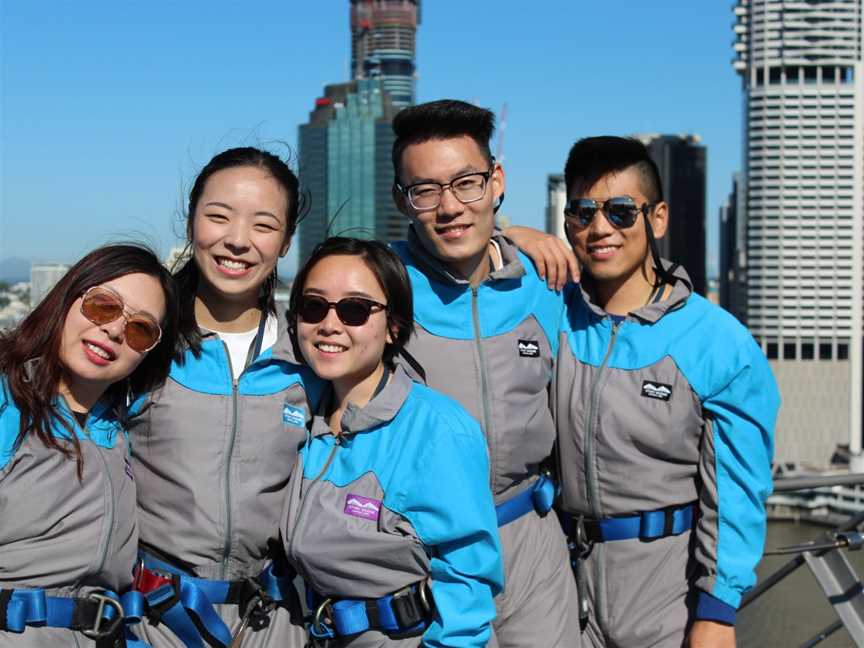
[81,592,125,639]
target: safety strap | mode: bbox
[495,474,556,527]
[0,587,145,640]
[307,580,434,641]
[134,553,297,648]
[576,502,696,543]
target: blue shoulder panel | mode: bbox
[170,340,234,395]
[1,380,22,470]
[394,242,563,349]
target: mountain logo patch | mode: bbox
[518,339,540,358]
[282,404,305,428]
[641,381,672,401]
[344,494,381,521]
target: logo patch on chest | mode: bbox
[518,339,540,357]
[641,381,673,401]
[344,494,381,521]
[282,404,305,428]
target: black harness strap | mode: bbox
[0,589,12,631]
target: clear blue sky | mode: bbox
[1,1,742,277]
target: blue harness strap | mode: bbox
[495,474,556,526]
[138,552,295,648]
[308,581,433,640]
[0,587,146,640]
[589,502,695,542]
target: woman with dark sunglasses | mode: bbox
[126,148,323,648]
[282,237,503,648]
[0,244,180,647]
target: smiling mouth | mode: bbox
[316,342,347,354]
[215,256,253,273]
[587,244,621,256]
[84,340,116,361]
[436,224,471,240]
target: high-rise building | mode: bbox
[350,0,421,108]
[298,1,421,264]
[634,134,708,296]
[719,172,747,323]
[546,174,567,241]
[30,263,69,307]
[733,0,864,467]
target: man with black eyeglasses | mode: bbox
[389,99,581,647]
[554,136,779,648]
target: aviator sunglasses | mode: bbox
[564,196,655,230]
[298,295,387,326]
[80,285,162,353]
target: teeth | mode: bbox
[85,342,111,360]
[219,258,249,270]
[591,246,617,253]
[317,343,346,353]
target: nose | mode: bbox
[224,219,251,251]
[317,304,343,333]
[587,207,615,237]
[100,316,125,343]
[436,186,465,218]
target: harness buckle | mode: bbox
[81,592,124,639]
[310,597,335,639]
[662,508,675,537]
[239,578,275,632]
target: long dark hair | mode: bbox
[0,244,180,477]
[288,237,414,367]
[174,147,306,354]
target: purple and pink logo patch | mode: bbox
[344,493,381,521]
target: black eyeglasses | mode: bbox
[563,196,655,230]
[298,295,387,326]
[396,163,496,211]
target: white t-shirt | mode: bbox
[210,313,279,380]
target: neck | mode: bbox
[195,286,261,333]
[59,378,104,413]
[328,362,387,433]
[591,258,659,316]
[452,243,494,288]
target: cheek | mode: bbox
[254,233,286,265]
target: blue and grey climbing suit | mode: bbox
[282,367,503,648]
[555,266,779,647]
[127,320,323,648]
[0,376,148,647]
[392,230,581,648]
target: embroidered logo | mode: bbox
[641,381,673,401]
[124,457,134,481]
[282,404,305,428]
[344,494,381,521]
[518,339,540,358]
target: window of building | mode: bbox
[801,343,814,360]
[838,344,849,360]
[766,342,778,359]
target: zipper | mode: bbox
[583,318,620,639]
[91,431,116,578]
[286,436,341,563]
[471,286,494,490]
[221,342,238,579]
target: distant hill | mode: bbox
[0,258,31,283]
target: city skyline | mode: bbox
[2,1,742,277]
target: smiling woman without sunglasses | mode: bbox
[126,147,323,648]
[281,237,502,648]
[0,244,179,647]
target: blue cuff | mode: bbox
[695,591,736,625]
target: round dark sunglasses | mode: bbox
[298,295,387,326]
[564,197,655,230]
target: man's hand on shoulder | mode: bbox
[687,620,735,648]
[502,225,579,291]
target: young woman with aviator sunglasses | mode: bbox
[282,237,502,648]
[0,244,179,647]
[127,147,323,648]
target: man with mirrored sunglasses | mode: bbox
[554,136,779,648]
[389,99,581,648]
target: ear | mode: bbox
[491,163,506,204]
[386,321,399,345]
[393,184,413,217]
[649,201,669,240]
[280,232,293,258]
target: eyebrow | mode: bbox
[303,288,380,300]
[406,165,485,185]
[204,202,281,221]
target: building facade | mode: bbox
[29,263,69,307]
[545,174,567,242]
[634,134,708,296]
[297,1,421,264]
[733,0,864,466]
[719,172,747,323]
